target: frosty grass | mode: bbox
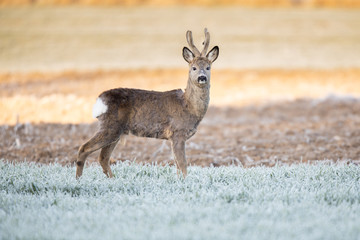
[0,160,359,240]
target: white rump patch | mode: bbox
[92,97,108,118]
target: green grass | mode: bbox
[0,160,359,239]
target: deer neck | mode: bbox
[184,78,210,119]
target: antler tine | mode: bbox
[201,28,210,57]
[186,30,201,56]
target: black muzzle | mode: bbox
[198,76,207,84]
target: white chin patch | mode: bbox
[198,79,207,84]
[92,97,108,118]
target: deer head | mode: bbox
[182,28,219,88]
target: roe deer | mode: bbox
[76,28,219,178]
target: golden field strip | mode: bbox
[1,68,360,124]
[1,7,360,72]
[1,0,360,7]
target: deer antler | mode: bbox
[201,28,210,57]
[186,30,201,56]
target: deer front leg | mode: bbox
[170,138,187,178]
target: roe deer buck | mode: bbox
[76,28,219,178]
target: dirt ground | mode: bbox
[1,69,360,168]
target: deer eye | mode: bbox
[192,67,197,71]
[206,66,210,70]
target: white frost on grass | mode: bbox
[0,161,359,240]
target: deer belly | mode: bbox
[129,123,173,140]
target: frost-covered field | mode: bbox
[0,161,359,240]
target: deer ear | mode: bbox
[206,46,219,63]
[183,47,195,63]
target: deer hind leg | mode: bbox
[98,140,119,178]
[76,129,121,179]
[170,138,187,178]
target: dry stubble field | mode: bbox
[1,7,360,168]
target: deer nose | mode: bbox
[198,76,207,84]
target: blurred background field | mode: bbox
[1,0,360,7]
[1,7,360,72]
[0,4,360,165]
[1,6,360,124]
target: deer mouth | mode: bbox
[197,76,207,85]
